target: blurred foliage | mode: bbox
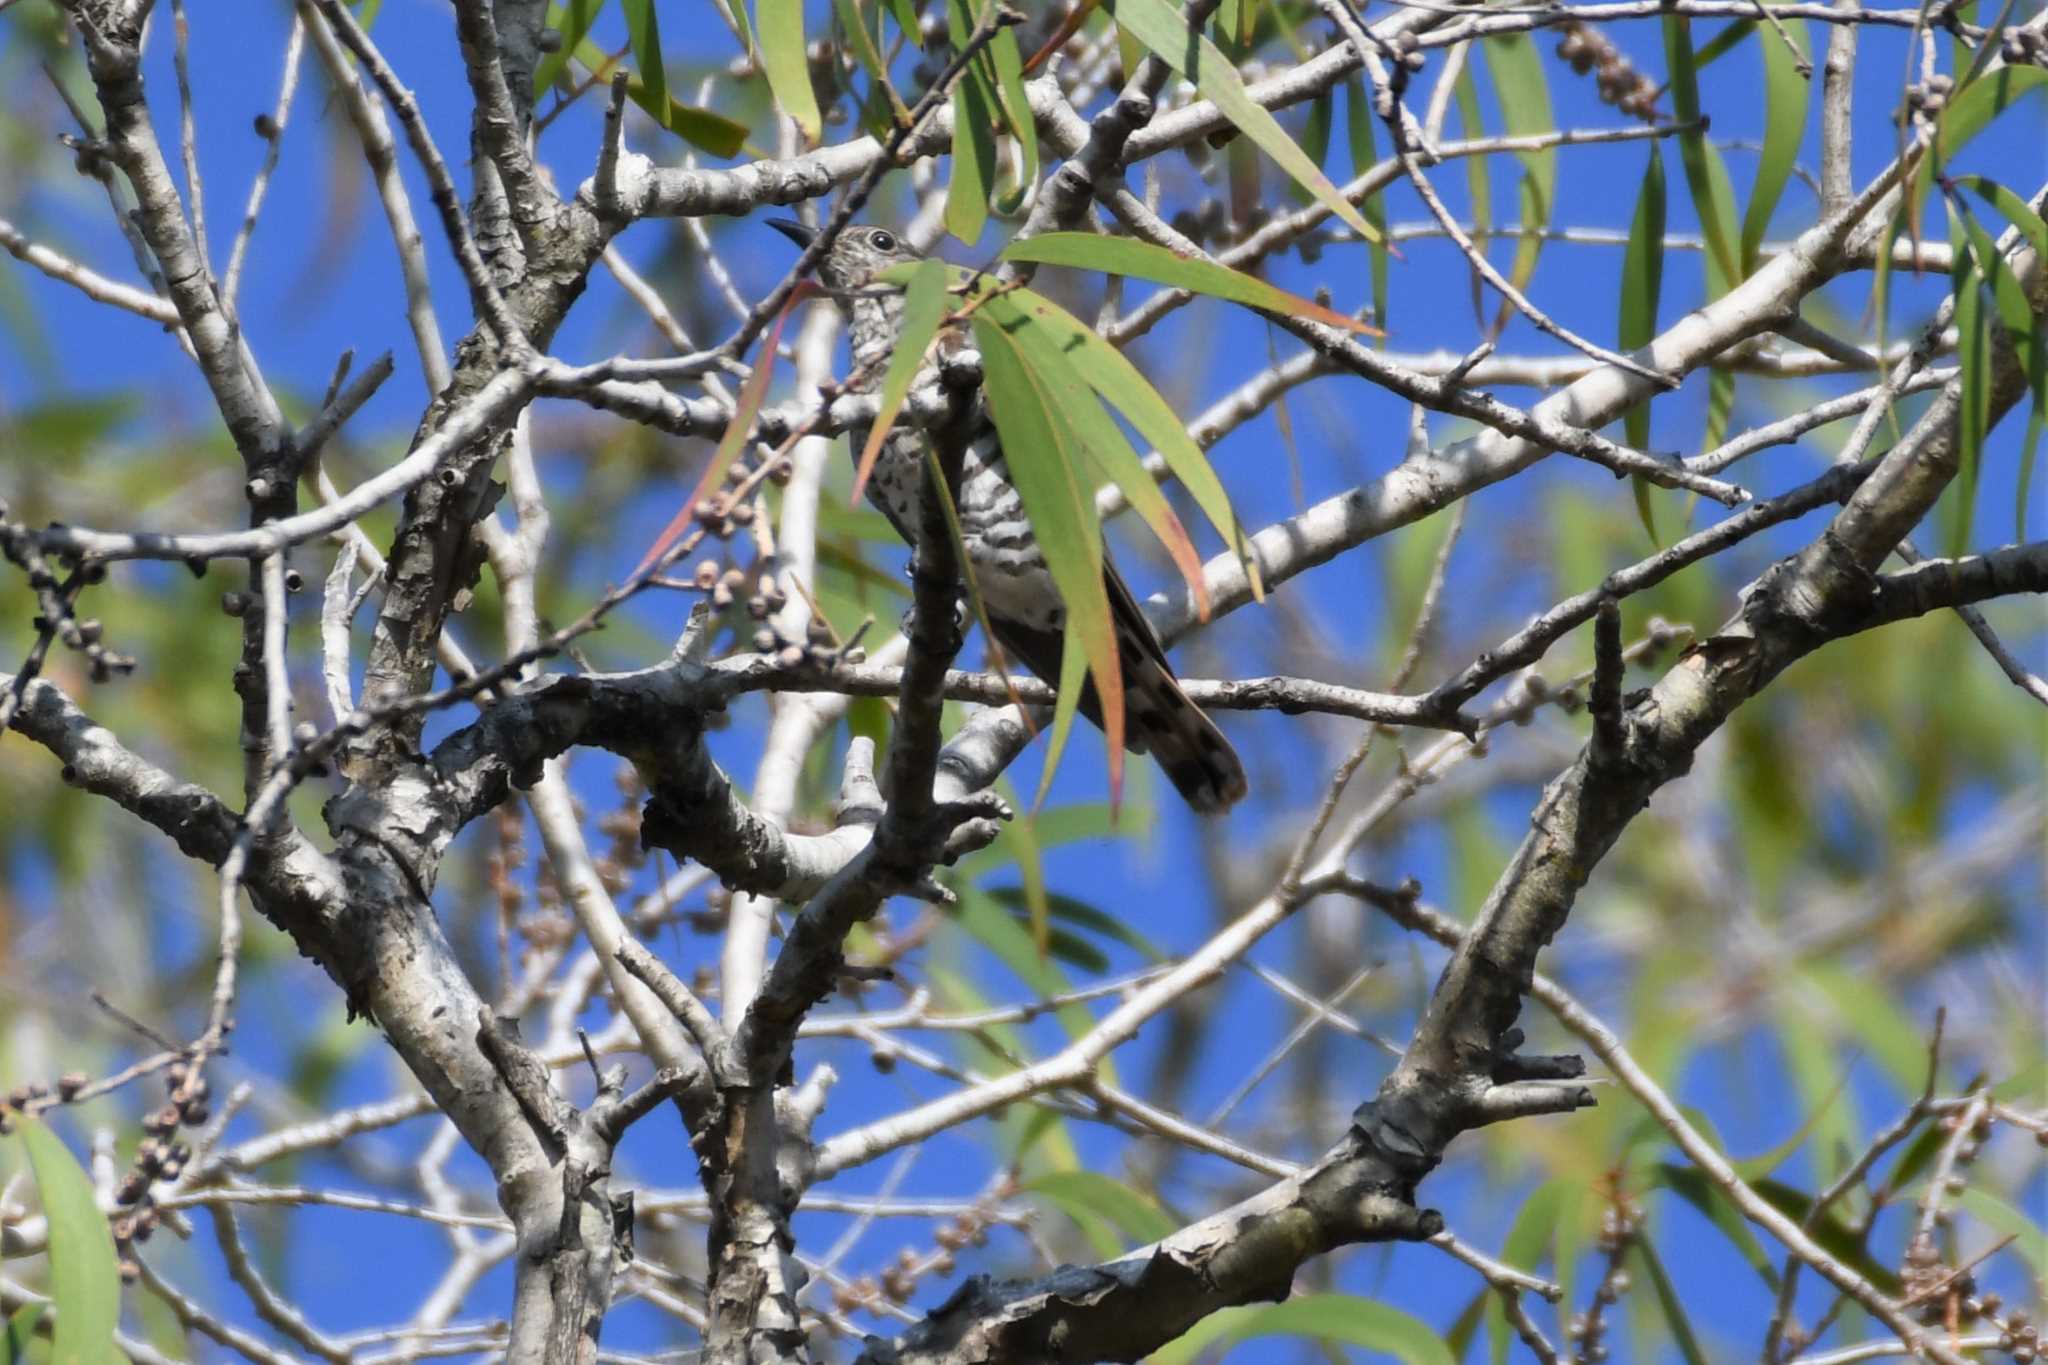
[1,0,2041,1359]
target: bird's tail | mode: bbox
[1117,638,1249,814]
[984,561,1249,814]
[1102,566,1247,814]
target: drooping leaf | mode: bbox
[1955,1188,2048,1278]
[1691,16,1757,67]
[1105,0,1382,243]
[1752,1179,1903,1292]
[1945,199,1991,557]
[1481,31,1556,315]
[989,799,1052,954]
[1699,140,1742,456]
[1024,1171,1176,1252]
[1445,1288,1489,1360]
[1902,67,2048,257]
[1285,89,1333,206]
[1663,14,1740,286]
[1953,177,2047,542]
[1629,1238,1711,1365]
[986,885,1167,962]
[16,1120,121,1365]
[1032,345,1207,618]
[1001,232,1378,335]
[1740,17,1812,275]
[1452,65,1490,327]
[945,56,997,244]
[759,0,822,142]
[1486,1180,1570,1365]
[1935,66,2048,161]
[533,0,604,94]
[727,0,757,54]
[1620,142,1668,542]
[1803,960,1938,1089]
[1652,1164,1780,1289]
[1345,75,1389,337]
[2,1303,45,1365]
[548,18,749,153]
[972,298,1126,804]
[854,259,950,504]
[620,0,666,120]
[990,23,1040,214]
[834,0,912,125]
[1154,1294,1456,1365]
[885,0,921,44]
[949,885,1109,1066]
[1034,615,1092,811]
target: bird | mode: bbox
[767,217,1248,814]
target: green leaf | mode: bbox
[1952,177,2048,541]
[991,798,1053,956]
[853,259,949,503]
[1802,961,1936,1090]
[1699,139,1741,455]
[993,284,1258,603]
[549,20,749,153]
[834,0,912,125]
[1740,18,1811,276]
[1901,67,2048,253]
[16,1120,121,1365]
[1024,1171,1176,1251]
[727,0,757,55]
[985,885,1167,962]
[1620,142,1668,540]
[1488,1180,1571,1365]
[1001,231,1377,335]
[1630,1238,1711,1365]
[1345,76,1389,337]
[1033,614,1092,811]
[1105,0,1381,244]
[945,65,996,244]
[998,296,1209,614]
[1691,17,1756,68]
[620,0,666,120]
[1652,1164,1779,1289]
[1453,66,1490,327]
[759,0,822,142]
[1155,1295,1456,1365]
[990,24,1039,215]
[1753,1179,1903,1293]
[1937,66,2048,159]
[1947,201,1991,557]
[885,0,920,44]
[1955,1188,2048,1278]
[2,1304,46,1365]
[972,298,1126,801]
[533,0,604,94]
[1286,90,1333,206]
[1480,31,1556,312]
[1731,1073,1851,1183]
[949,885,1108,1063]
[1445,1289,1488,1360]
[1885,1117,1949,1195]
[1663,14,1740,286]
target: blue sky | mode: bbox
[2,0,2043,1359]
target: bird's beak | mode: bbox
[766,218,816,249]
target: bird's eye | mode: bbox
[869,230,897,252]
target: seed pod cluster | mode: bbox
[1556,23,1662,122]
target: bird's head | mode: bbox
[767,219,921,292]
